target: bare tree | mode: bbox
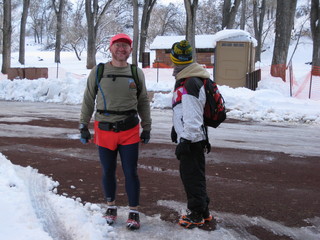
[196,0,222,34]
[139,0,157,63]
[29,0,52,44]
[52,0,66,63]
[253,0,266,62]
[184,0,198,61]
[18,0,30,65]
[132,0,138,65]
[85,0,114,69]
[64,0,86,61]
[240,0,246,30]
[93,1,130,55]
[222,0,241,29]
[148,3,184,39]
[310,0,320,74]
[266,0,276,20]
[271,0,297,81]
[1,0,11,74]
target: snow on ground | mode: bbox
[1,36,319,124]
[1,152,320,240]
[0,153,115,240]
[0,35,320,239]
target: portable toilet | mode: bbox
[213,30,257,88]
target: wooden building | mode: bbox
[150,30,258,89]
[150,35,216,68]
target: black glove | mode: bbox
[204,140,211,154]
[175,138,191,160]
[171,126,177,143]
[79,124,91,144]
[140,130,150,144]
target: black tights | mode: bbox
[98,143,140,207]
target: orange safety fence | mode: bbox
[293,69,320,100]
[293,71,312,98]
[265,64,320,100]
[270,64,287,82]
[311,66,320,76]
[152,62,172,68]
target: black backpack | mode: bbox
[95,63,141,98]
[95,63,141,115]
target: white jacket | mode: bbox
[172,63,210,143]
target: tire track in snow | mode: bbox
[27,169,74,240]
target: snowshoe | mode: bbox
[203,207,213,222]
[179,210,204,229]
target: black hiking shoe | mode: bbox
[126,211,140,230]
[103,207,117,225]
[179,210,204,229]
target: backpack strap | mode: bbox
[96,63,140,97]
[131,64,141,98]
[201,124,211,153]
[95,63,141,115]
[95,63,105,93]
[95,63,108,113]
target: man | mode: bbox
[79,33,151,230]
[170,40,213,229]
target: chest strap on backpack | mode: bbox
[96,109,137,115]
[95,63,141,116]
[106,74,133,81]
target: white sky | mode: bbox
[159,0,183,5]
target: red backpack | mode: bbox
[202,78,227,128]
[178,78,226,128]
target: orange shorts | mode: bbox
[93,120,140,150]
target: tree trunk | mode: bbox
[253,0,266,62]
[2,0,12,74]
[85,0,96,69]
[85,0,114,69]
[222,0,231,29]
[222,0,241,29]
[139,0,157,63]
[19,0,30,65]
[311,0,320,76]
[132,0,139,65]
[240,0,246,30]
[271,0,297,81]
[53,0,65,64]
[184,0,198,62]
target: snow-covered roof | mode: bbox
[150,35,215,49]
[150,29,257,50]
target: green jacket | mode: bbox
[80,62,152,132]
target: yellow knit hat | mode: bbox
[170,40,193,65]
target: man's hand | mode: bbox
[140,130,150,144]
[79,124,91,144]
[171,126,177,143]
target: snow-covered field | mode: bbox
[0,33,320,239]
